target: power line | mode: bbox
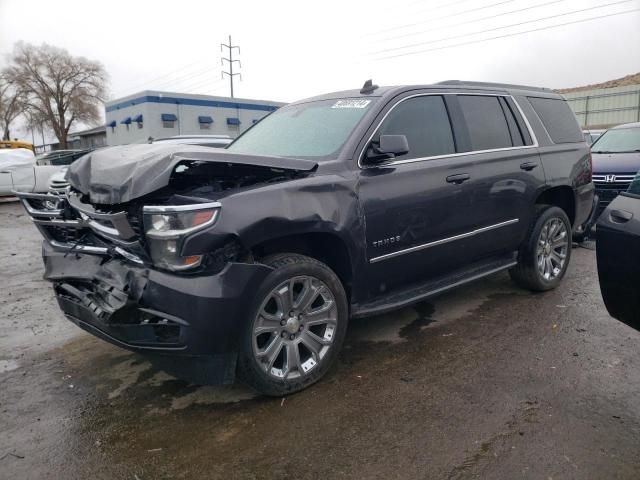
[113,59,211,97]
[367,0,477,34]
[221,35,241,98]
[374,7,640,60]
[148,66,221,91]
[369,0,517,38]
[407,0,474,10]
[178,76,226,94]
[375,0,568,45]
[183,81,230,96]
[370,0,636,57]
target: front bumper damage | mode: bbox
[18,191,273,384]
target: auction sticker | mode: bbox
[331,99,372,109]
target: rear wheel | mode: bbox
[510,206,572,291]
[237,254,348,396]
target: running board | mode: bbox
[351,253,517,318]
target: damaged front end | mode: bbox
[15,144,325,383]
[15,186,273,384]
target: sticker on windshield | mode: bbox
[331,99,372,109]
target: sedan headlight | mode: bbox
[142,202,220,271]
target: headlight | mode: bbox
[143,202,220,271]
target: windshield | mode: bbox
[227,98,376,159]
[591,126,640,153]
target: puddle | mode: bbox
[400,302,436,338]
[170,384,257,410]
[349,307,420,344]
[348,273,520,344]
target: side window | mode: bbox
[458,95,513,151]
[378,95,455,161]
[527,96,583,144]
[498,97,524,147]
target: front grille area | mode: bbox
[50,179,70,192]
[15,190,147,262]
[593,173,636,211]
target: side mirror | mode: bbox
[364,134,409,164]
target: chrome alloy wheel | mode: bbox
[252,275,338,380]
[536,217,569,281]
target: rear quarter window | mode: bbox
[528,97,583,144]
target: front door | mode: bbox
[358,94,477,298]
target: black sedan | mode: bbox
[597,175,640,331]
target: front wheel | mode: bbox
[510,206,572,291]
[237,254,348,396]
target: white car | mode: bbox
[0,148,64,197]
[48,166,70,195]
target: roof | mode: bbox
[292,80,560,105]
[155,134,232,141]
[105,90,286,113]
[68,125,106,137]
[611,122,640,130]
[556,72,640,94]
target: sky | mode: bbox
[1,0,639,139]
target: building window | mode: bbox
[133,114,143,129]
[161,113,178,129]
[120,116,132,131]
[227,117,240,132]
[198,115,213,130]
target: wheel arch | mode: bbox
[535,185,576,226]
[250,232,355,302]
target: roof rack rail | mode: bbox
[436,80,551,92]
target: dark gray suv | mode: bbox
[17,80,594,395]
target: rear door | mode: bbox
[450,93,545,259]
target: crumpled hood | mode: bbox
[592,151,640,174]
[67,143,318,204]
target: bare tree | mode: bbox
[0,73,25,140]
[4,42,108,148]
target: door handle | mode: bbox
[446,173,470,184]
[520,162,538,171]
[610,209,633,223]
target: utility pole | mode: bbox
[221,35,241,98]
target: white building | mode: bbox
[105,91,285,145]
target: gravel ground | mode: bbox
[1,200,639,480]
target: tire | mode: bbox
[509,205,572,292]
[237,253,348,396]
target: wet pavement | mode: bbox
[2,200,640,479]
